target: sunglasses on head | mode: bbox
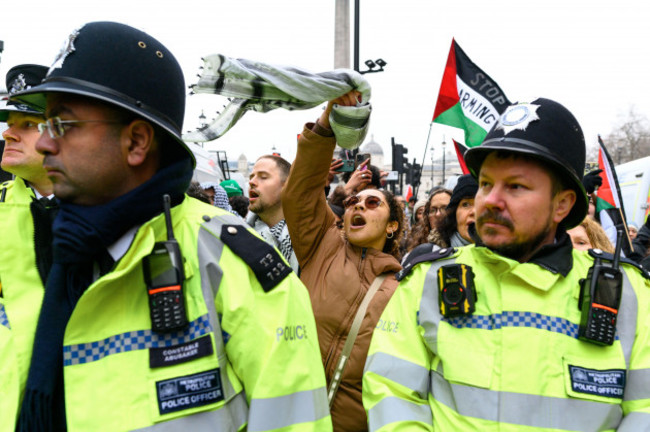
[343,194,385,209]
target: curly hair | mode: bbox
[379,189,406,260]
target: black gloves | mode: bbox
[582,169,603,194]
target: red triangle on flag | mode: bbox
[432,39,460,121]
[453,139,470,175]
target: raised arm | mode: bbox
[282,91,361,266]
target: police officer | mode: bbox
[0,65,56,407]
[11,22,330,431]
[362,98,650,431]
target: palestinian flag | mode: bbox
[404,184,414,202]
[433,39,511,147]
[453,139,470,175]
[596,135,632,256]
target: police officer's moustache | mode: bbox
[10,21,194,166]
[464,97,587,229]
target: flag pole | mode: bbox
[415,122,434,198]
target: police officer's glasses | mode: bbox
[343,195,385,209]
[38,116,122,139]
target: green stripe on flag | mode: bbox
[596,196,615,213]
[433,103,488,147]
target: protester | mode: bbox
[186,180,212,204]
[220,178,243,198]
[0,65,57,406]
[407,196,417,221]
[630,216,650,265]
[405,188,452,252]
[628,222,638,241]
[201,181,237,213]
[247,155,299,272]
[363,98,650,430]
[403,174,477,263]
[229,195,249,218]
[11,21,330,431]
[282,90,404,431]
[411,198,427,226]
[327,159,384,230]
[568,216,614,253]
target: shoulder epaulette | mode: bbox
[219,224,292,292]
[397,246,456,281]
[588,248,650,280]
[0,181,11,203]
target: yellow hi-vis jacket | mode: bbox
[363,243,650,431]
[0,297,19,431]
[0,178,45,400]
[59,198,331,431]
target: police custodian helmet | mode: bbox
[0,64,48,121]
[10,21,193,165]
[464,98,587,229]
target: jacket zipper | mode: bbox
[324,247,368,380]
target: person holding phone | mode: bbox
[282,91,405,431]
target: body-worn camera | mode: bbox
[143,195,189,333]
[578,230,624,346]
[438,264,476,317]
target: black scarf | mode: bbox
[17,156,193,432]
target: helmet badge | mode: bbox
[496,103,540,135]
[8,74,28,94]
[48,27,81,76]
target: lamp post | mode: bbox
[441,136,447,185]
[353,0,387,75]
[430,145,435,187]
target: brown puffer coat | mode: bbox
[282,123,401,431]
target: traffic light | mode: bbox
[404,162,413,185]
[391,137,408,173]
[412,161,422,188]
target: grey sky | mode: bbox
[2,0,649,166]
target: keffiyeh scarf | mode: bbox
[246,213,299,273]
[183,54,372,149]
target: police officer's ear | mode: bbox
[552,189,577,224]
[122,119,156,168]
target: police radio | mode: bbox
[578,228,624,346]
[438,264,476,317]
[143,194,189,333]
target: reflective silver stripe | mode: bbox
[197,213,247,402]
[618,269,638,369]
[616,411,650,431]
[419,259,452,349]
[63,315,211,366]
[364,352,429,397]
[247,387,329,432]
[624,368,650,401]
[131,391,248,431]
[431,371,622,431]
[367,396,432,432]
[0,303,10,329]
